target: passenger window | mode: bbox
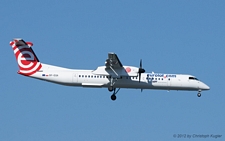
[91,76,93,78]
[94,76,96,78]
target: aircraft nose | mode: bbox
[200,82,210,90]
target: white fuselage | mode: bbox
[9,38,210,100]
[30,64,209,91]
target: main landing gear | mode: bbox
[108,86,120,101]
[111,94,116,101]
[108,77,120,101]
[197,90,201,97]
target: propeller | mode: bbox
[138,59,145,82]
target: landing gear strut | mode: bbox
[108,76,121,100]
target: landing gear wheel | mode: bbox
[197,93,201,97]
[108,86,113,92]
[111,94,116,101]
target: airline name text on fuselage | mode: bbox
[147,74,176,78]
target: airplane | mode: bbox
[9,38,210,101]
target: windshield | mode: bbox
[189,77,198,80]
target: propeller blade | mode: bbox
[138,59,145,83]
[140,59,142,68]
[139,73,141,83]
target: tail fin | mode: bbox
[9,38,42,76]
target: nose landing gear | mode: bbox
[197,90,201,97]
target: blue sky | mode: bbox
[1,0,225,140]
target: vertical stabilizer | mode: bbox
[9,38,42,76]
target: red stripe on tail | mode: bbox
[10,39,42,76]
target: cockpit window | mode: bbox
[189,77,198,80]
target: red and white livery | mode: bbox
[10,39,42,76]
[10,38,210,100]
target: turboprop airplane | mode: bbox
[10,38,210,101]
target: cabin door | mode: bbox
[73,73,78,82]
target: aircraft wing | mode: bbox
[92,52,138,77]
[93,53,132,77]
[105,52,123,68]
